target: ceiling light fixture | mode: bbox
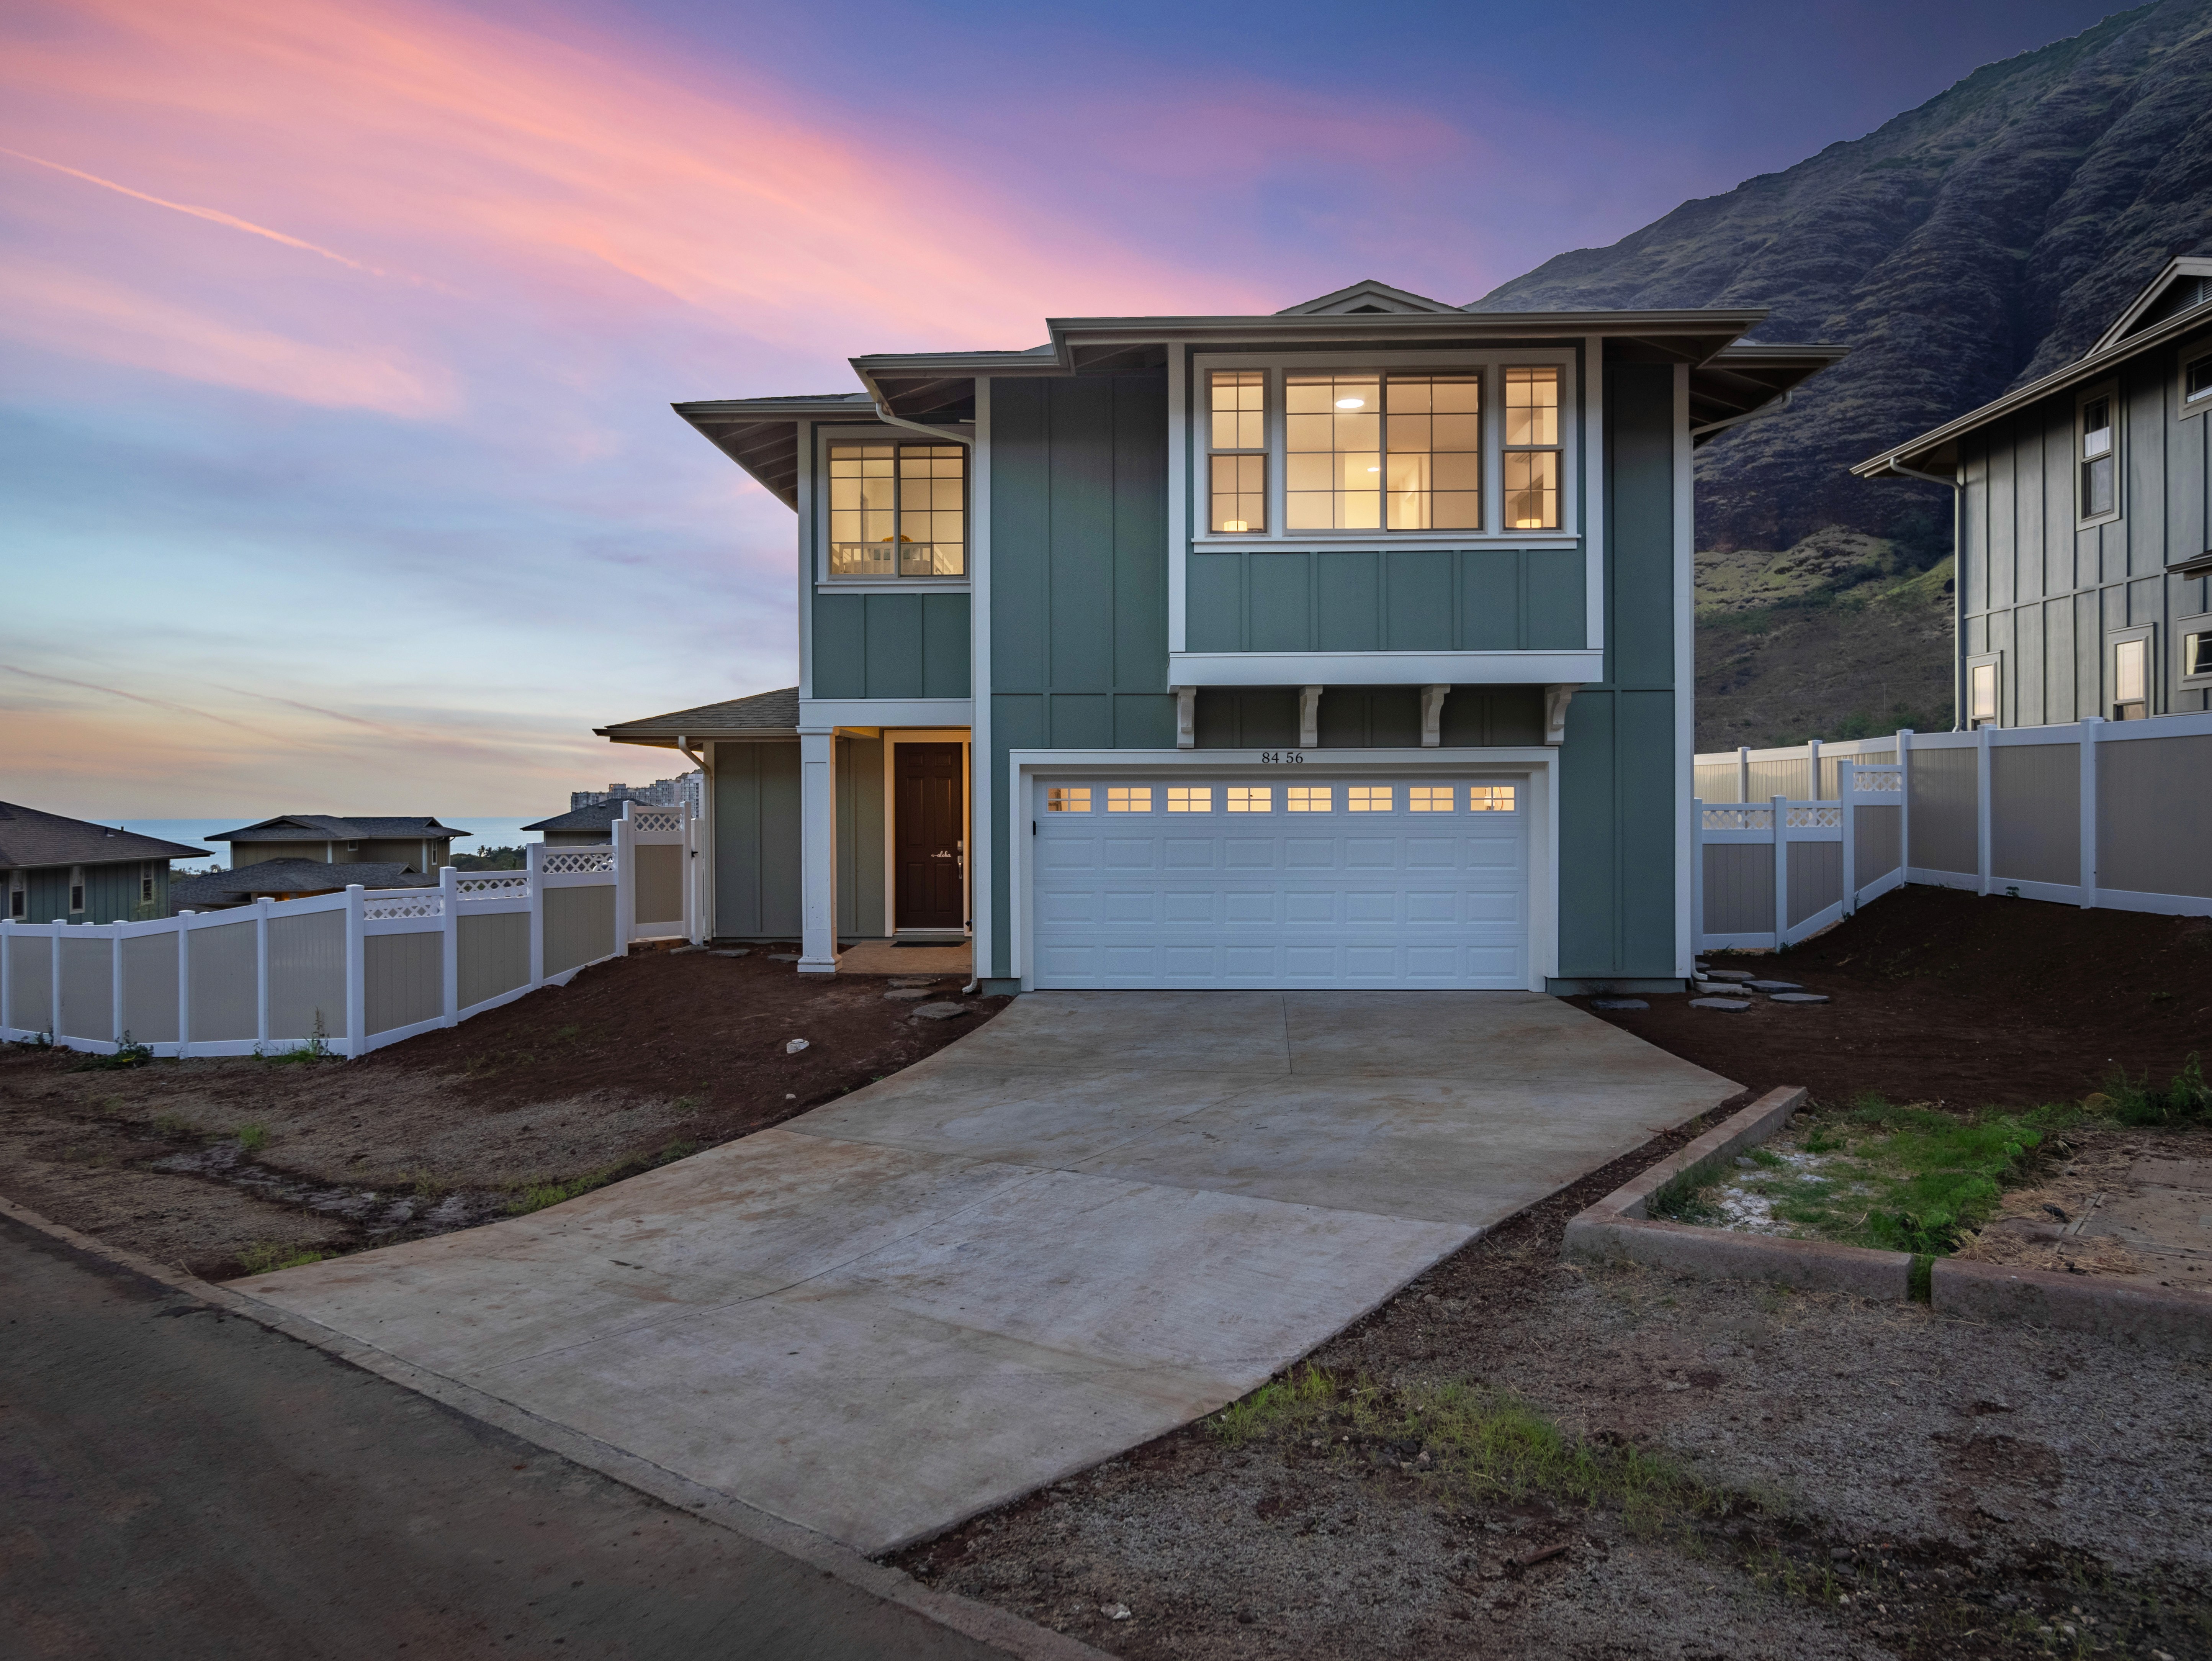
[1335,397,1366,409]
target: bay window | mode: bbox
[828,442,966,577]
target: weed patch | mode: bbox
[260,1015,337,1065]
[74,1033,154,1071]
[2087,1053,2209,1127]
[236,1240,330,1274]
[235,1123,270,1153]
[504,1139,701,1215]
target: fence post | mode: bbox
[1974,722,1994,896]
[1770,794,1789,948]
[0,917,8,1037]
[2078,717,2101,909]
[344,885,366,1058]
[1690,798,1705,958]
[1840,761,1857,911]
[1808,737,1824,801]
[254,896,271,1054]
[1738,745,1752,805]
[440,866,460,1025]
[1895,729,1914,880]
[177,914,192,1058]
[527,842,546,989]
[614,802,635,955]
[51,926,62,1042]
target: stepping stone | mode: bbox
[911,1001,970,1021]
[1591,998,1648,1011]
[1688,998,1751,1012]
[1746,980,1800,992]
[888,976,940,988]
[1769,992,1831,1004]
[1700,970,1754,982]
[709,948,749,958]
[766,953,801,962]
[669,944,707,955]
[884,988,932,1000]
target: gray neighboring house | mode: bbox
[0,802,207,924]
[524,804,642,847]
[1856,256,2212,728]
[206,814,471,871]
[169,860,433,912]
[600,279,1845,992]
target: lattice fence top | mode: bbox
[1702,806,1773,830]
[455,874,528,899]
[1847,767,1904,792]
[1786,804,1843,829]
[628,811,684,833]
[540,849,615,874]
[362,893,442,921]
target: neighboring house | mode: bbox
[1855,256,2212,729]
[603,280,1841,991]
[0,802,206,923]
[524,804,635,847]
[206,815,471,871]
[170,860,432,912]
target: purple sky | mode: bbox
[1,0,2118,815]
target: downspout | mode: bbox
[1883,458,1966,729]
[676,735,710,945]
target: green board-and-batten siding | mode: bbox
[10,861,170,925]
[711,741,801,938]
[812,592,972,700]
[1186,548,1585,653]
[987,370,1174,973]
[1557,360,1677,983]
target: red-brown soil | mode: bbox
[1572,886,2212,1108]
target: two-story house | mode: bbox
[0,802,206,923]
[206,815,471,871]
[1855,256,2212,729]
[601,280,1841,993]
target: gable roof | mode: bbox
[596,686,800,749]
[170,859,430,911]
[206,816,471,845]
[521,803,627,834]
[0,802,208,868]
[1855,255,2212,480]
[1277,278,1462,315]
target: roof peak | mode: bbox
[1276,278,1464,316]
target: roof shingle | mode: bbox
[0,802,209,868]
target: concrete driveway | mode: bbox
[239,991,1735,1555]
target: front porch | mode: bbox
[796,721,973,974]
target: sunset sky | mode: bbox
[3,0,2115,818]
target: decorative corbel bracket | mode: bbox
[1299,685,1323,750]
[1420,684,1450,748]
[1171,685,1196,750]
[1543,683,1581,747]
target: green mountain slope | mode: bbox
[1477,0,2212,746]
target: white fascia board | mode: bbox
[799,698,974,729]
[1008,747,1556,771]
[1167,650,1605,686]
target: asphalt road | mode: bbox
[0,1213,1012,1661]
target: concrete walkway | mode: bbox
[240,991,1735,1555]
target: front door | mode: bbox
[894,743,965,931]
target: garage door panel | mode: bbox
[1034,774,1529,989]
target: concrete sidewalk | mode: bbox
[239,991,1736,1554]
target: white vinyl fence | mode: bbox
[1693,711,2212,951]
[0,803,699,1059]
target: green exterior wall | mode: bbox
[812,591,971,699]
[712,740,802,939]
[10,860,170,924]
[987,370,1173,972]
[1186,548,1584,652]
[836,734,887,939]
[1557,360,1678,982]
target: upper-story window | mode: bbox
[2078,391,2117,523]
[1209,371,1266,533]
[1502,367,1562,529]
[2185,352,2212,410]
[828,442,966,577]
[1282,372,1481,531]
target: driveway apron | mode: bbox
[237,991,1736,1555]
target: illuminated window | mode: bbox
[1209,370,1266,533]
[1503,368,1561,529]
[1286,372,1382,530]
[1286,786,1332,812]
[1347,785,1392,811]
[1286,372,1483,532]
[2079,394,2116,521]
[1383,375,1481,530]
[1968,661,1999,727]
[2112,636,2149,720]
[1106,786,1152,812]
[1167,786,1213,812]
[1408,785,1453,812]
[1046,787,1091,813]
[1468,785,1518,812]
[828,442,966,577]
[1226,786,1271,812]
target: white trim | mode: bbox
[1671,361,1693,977]
[796,420,815,699]
[1004,746,1561,993]
[798,727,838,972]
[1166,346,1188,654]
[800,698,974,728]
[1585,336,1607,652]
[969,375,995,977]
[810,422,975,589]
[1168,648,1604,686]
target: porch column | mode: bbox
[798,725,839,974]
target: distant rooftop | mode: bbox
[206,815,472,845]
[0,801,208,868]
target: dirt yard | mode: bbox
[0,946,1006,1279]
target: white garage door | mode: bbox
[1031,774,1529,989]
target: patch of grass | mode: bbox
[504,1139,701,1216]
[260,1015,337,1065]
[235,1123,270,1153]
[1649,1166,1728,1226]
[2088,1053,2210,1127]
[74,1032,155,1071]
[236,1241,330,1274]
[1208,1366,1715,1534]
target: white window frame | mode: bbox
[1187,349,1579,550]
[2178,611,2212,690]
[2106,624,2155,720]
[1964,651,2003,729]
[813,424,973,593]
[68,865,86,914]
[2076,380,2122,529]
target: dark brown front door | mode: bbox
[894,743,965,931]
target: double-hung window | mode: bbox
[1502,367,1562,529]
[828,442,966,577]
[2186,353,2212,411]
[2111,633,2151,721]
[1208,371,1266,533]
[2079,392,2117,523]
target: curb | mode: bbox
[0,1193,1110,1661]
[1933,1256,2212,1355]
[1561,1086,1914,1299]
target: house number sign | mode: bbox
[1257,751,1307,764]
